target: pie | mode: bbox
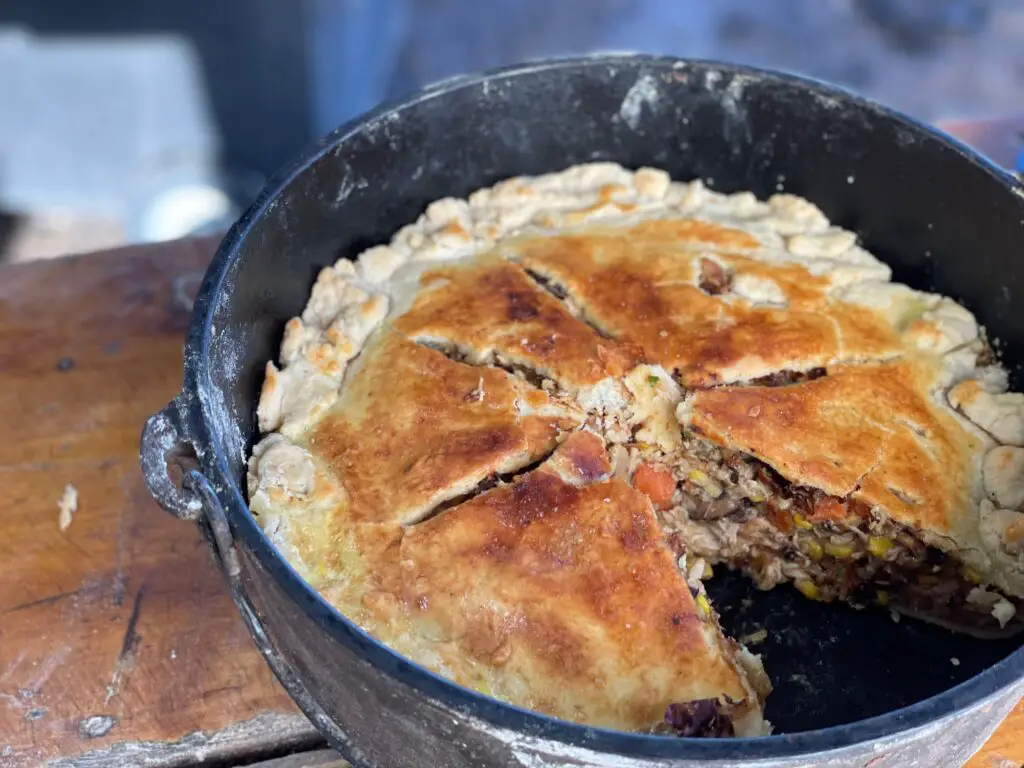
[247,162,1024,738]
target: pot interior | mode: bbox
[197,57,1024,734]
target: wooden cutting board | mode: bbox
[0,234,1020,767]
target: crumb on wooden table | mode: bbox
[58,484,78,532]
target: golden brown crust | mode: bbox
[392,255,642,392]
[686,356,988,533]
[515,220,905,386]
[355,432,756,730]
[307,331,580,525]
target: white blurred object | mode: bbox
[136,182,234,243]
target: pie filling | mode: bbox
[639,429,1022,636]
[662,564,773,737]
[660,698,738,738]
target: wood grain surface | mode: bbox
[0,239,321,766]
[0,235,1022,765]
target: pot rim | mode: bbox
[184,53,1024,760]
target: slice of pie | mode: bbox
[248,162,1024,736]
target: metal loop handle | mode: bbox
[185,469,241,580]
[139,397,204,521]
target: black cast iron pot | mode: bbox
[140,55,1024,767]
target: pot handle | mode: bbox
[140,396,204,522]
[184,468,242,579]
[140,398,242,580]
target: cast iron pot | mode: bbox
[140,55,1024,767]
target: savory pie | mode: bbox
[248,162,1024,738]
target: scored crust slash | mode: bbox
[246,162,1024,738]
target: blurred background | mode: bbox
[1,0,1022,263]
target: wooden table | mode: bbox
[0,239,335,767]
[2,116,1023,765]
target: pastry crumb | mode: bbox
[992,597,1016,628]
[738,628,768,646]
[58,484,78,532]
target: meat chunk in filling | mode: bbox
[663,699,734,737]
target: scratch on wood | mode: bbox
[111,505,129,608]
[105,585,145,704]
[111,571,127,608]
[5,588,83,614]
[0,461,56,474]
[119,586,145,660]
[0,651,27,685]
[22,646,70,695]
[46,712,322,768]
[111,474,137,608]
[201,683,244,700]
[60,536,94,565]
[0,692,26,711]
